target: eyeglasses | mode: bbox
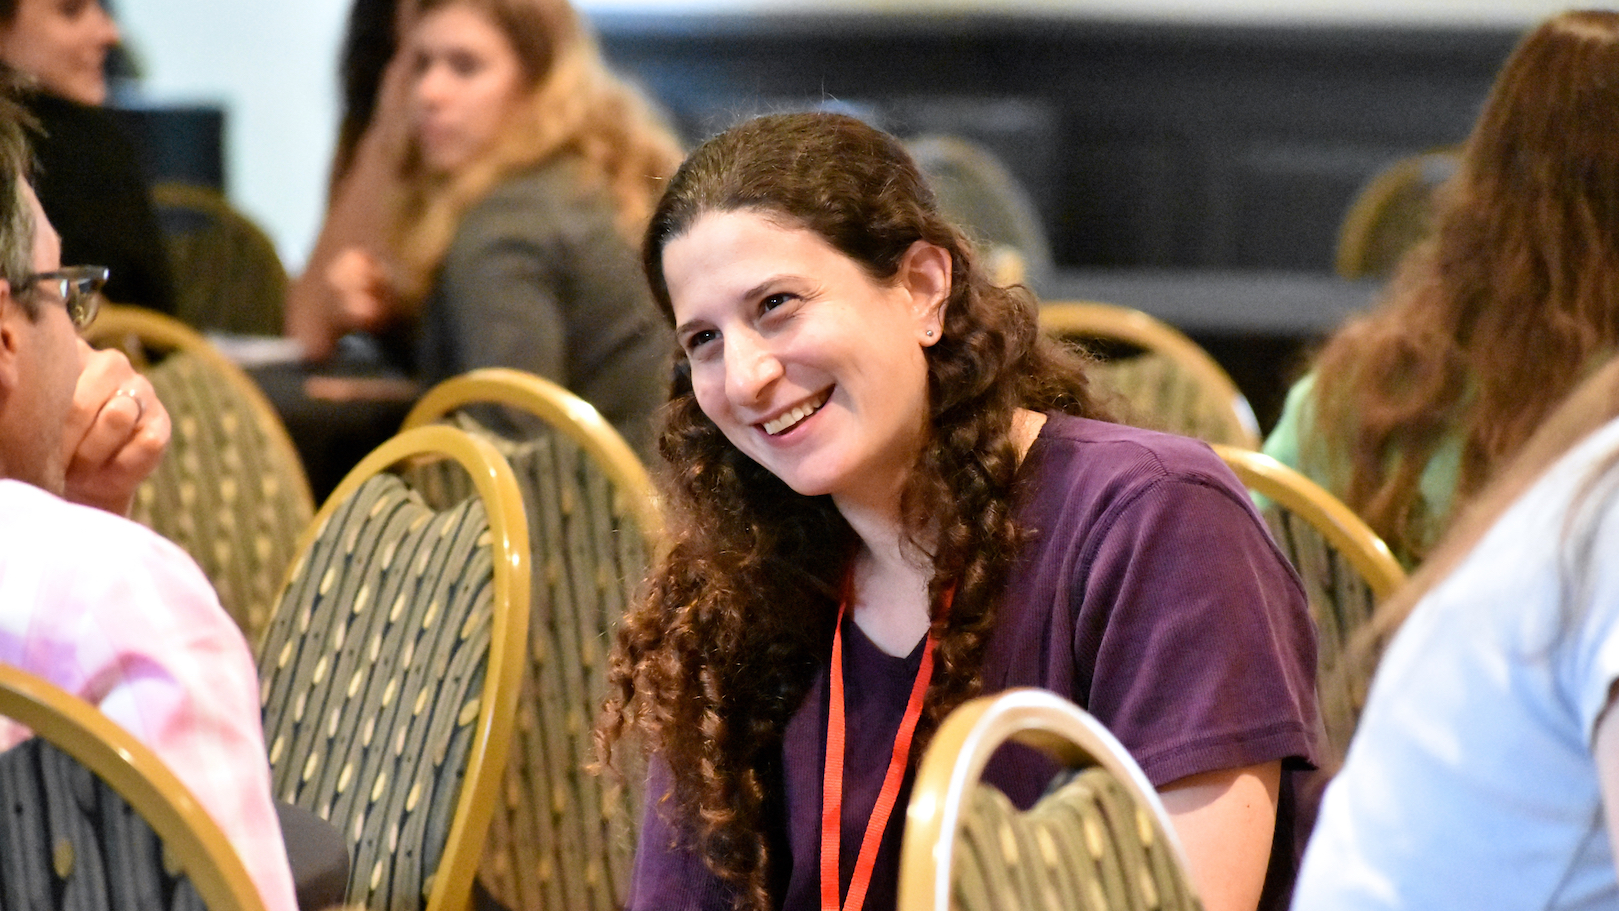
[23,265,109,331]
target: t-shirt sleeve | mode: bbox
[1077,471,1319,787]
[627,756,739,911]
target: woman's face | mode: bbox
[0,0,119,106]
[408,3,527,174]
[662,209,951,512]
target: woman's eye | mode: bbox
[761,292,794,312]
[447,52,485,78]
[684,329,718,352]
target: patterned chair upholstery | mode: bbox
[906,134,1054,290]
[401,368,660,911]
[1041,301,1261,449]
[152,182,289,337]
[86,305,315,647]
[257,426,529,911]
[1212,445,1407,764]
[0,664,265,911]
[900,688,1200,911]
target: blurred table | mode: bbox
[1034,268,1382,432]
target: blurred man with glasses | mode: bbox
[0,86,300,911]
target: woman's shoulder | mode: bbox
[455,159,622,248]
[1032,413,1241,489]
[1019,413,1262,532]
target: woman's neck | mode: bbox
[833,409,1049,656]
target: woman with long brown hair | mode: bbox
[599,112,1318,911]
[1264,9,1619,567]
[284,0,681,452]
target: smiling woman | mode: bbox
[598,112,1322,911]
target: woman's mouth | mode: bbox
[762,390,831,436]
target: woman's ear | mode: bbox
[899,241,951,345]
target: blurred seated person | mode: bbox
[285,0,683,455]
[0,86,296,911]
[1293,354,1619,910]
[1263,10,1619,567]
[0,0,176,313]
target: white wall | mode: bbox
[117,0,1566,273]
[119,0,349,272]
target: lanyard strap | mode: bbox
[819,583,949,911]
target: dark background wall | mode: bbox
[594,13,1521,274]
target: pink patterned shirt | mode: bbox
[0,479,298,911]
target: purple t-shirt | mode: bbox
[629,415,1320,911]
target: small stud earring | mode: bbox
[924,329,935,338]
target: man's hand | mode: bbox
[60,341,170,516]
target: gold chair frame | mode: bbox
[84,304,315,514]
[0,664,267,911]
[899,687,1191,911]
[402,366,662,545]
[1211,444,1405,600]
[1040,300,1261,449]
[275,425,530,911]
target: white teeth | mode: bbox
[762,393,828,436]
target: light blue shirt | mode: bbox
[1294,416,1619,911]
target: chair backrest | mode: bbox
[257,425,530,911]
[0,664,267,911]
[906,134,1053,288]
[85,305,315,647]
[152,182,289,337]
[1211,444,1406,763]
[401,368,659,911]
[1041,301,1262,449]
[1334,149,1460,281]
[899,688,1200,911]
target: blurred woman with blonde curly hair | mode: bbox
[286,0,681,452]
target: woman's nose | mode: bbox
[91,2,121,46]
[724,332,783,405]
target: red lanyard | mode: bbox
[819,582,950,911]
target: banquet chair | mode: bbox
[1041,301,1262,449]
[84,305,315,647]
[906,134,1053,289]
[152,182,289,337]
[1334,149,1460,281]
[899,688,1200,911]
[257,425,529,911]
[401,368,659,911]
[0,664,265,911]
[1212,444,1407,763]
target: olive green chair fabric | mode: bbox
[1213,445,1406,764]
[153,183,288,337]
[1041,301,1262,450]
[85,305,315,648]
[257,426,529,911]
[900,689,1200,911]
[906,134,1053,290]
[402,368,659,911]
[0,664,265,911]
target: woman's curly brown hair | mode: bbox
[1306,10,1619,565]
[595,112,1104,909]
